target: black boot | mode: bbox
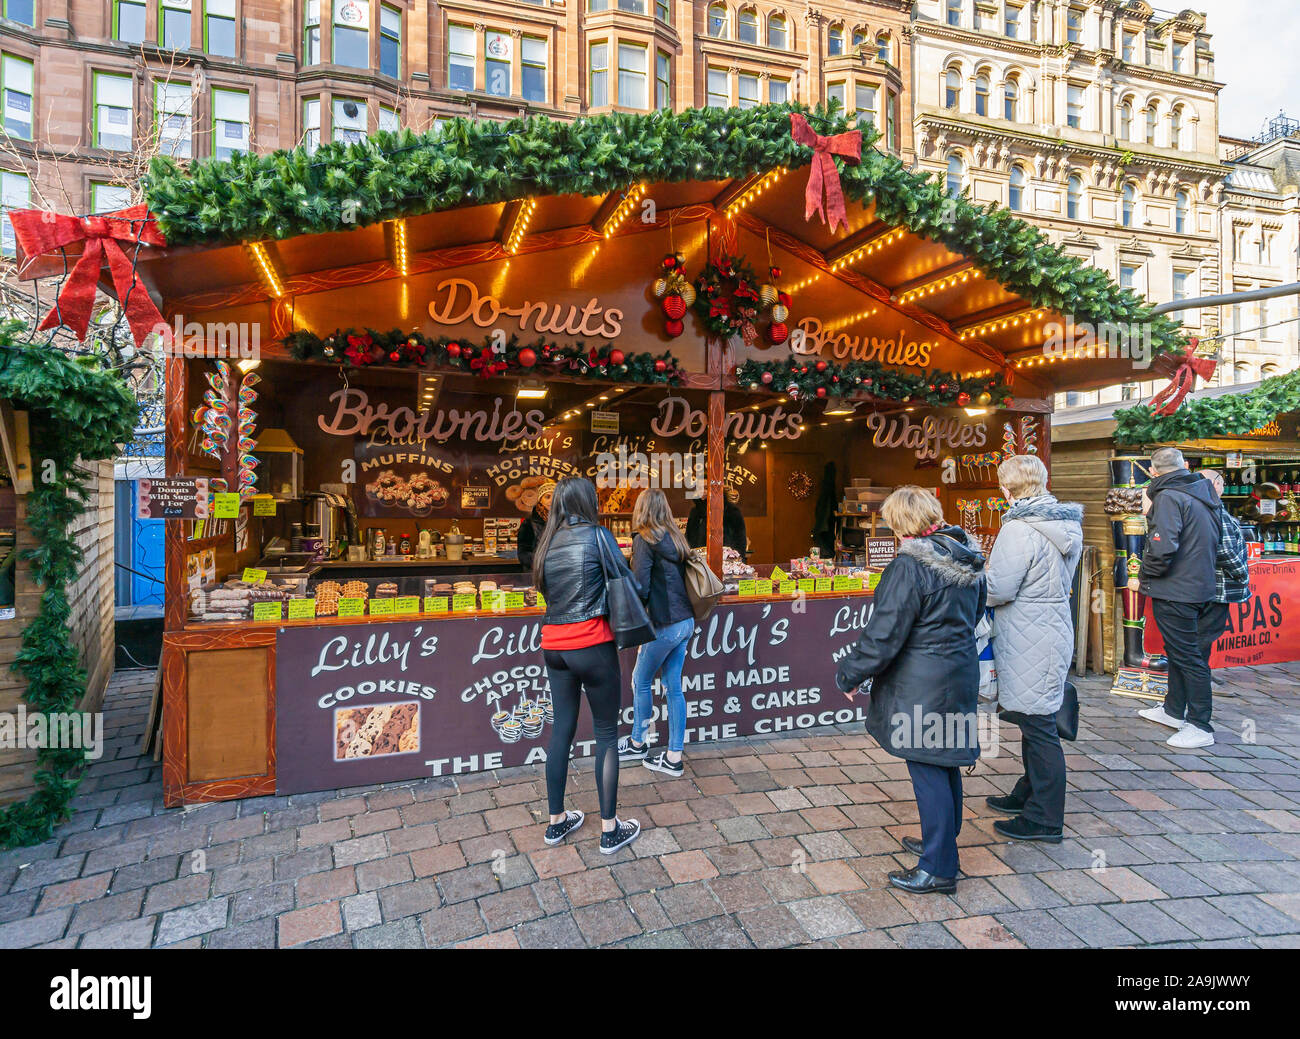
[985,793,1025,815]
[888,867,956,895]
[994,815,1063,843]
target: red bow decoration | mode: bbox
[1147,340,1216,416]
[9,205,168,349]
[789,113,862,235]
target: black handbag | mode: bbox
[1056,681,1080,742]
[594,528,656,650]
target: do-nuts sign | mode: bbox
[273,598,873,793]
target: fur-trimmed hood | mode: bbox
[1003,494,1083,558]
[898,525,985,587]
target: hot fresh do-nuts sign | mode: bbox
[273,598,872,793]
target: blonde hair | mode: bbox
[881,486,945,537]
[632,488,690,558]
[998,454,1048,500]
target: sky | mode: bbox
[1198,0,1300,138]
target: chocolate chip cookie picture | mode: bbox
[334,703,421,761]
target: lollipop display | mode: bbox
[194,363,232,464]
[237,371,260,499]
[957,499,981,532]
[986,496,1009,527]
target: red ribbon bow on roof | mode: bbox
[8,204,168,349]
[1147,340,1217,417]
[789,113,862,235]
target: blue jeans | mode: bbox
[631,616,694,753]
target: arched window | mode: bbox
[1067,174,1083,219]
[1003,76,1019,120]
[875,32,891,63]
[975,74,989,116]
[1144,104,1157,144]
[1170,106,1184,149]
[828,24,843,55]
[1175,189,1189,234]
[944,68,961,110]
[1009,165,1026,211]
[707,3,727,38]
[852,28,866,50]
[1117,101,1132,141]
[1122,182,1136,227]
[737,7,758,44]
[767,14,788,50]
[946,153,965,196]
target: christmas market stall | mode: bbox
[16,105,1188,806]
[1054,365,1300,697]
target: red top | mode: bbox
[540,617,614,651]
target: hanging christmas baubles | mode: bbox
[816,387,827,398]
[976,392,992,406]
[518,347,537,368]
[786,383,800,399]
[759,284,779,308]
[446,342,461,358]
[679,283,696,307]
[815,360,828,372]
[654,358,668,372]
[652,278,669,298]
[609,349,625,367]
[665,319,684,338]
[663,294,687,320]
[760,371,773,384]
[771,304,789,324]
[768,322,789,345]
[956,391,970,406]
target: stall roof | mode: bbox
[26,105,1187,395]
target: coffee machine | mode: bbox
[304,491,357,560]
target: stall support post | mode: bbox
[707,389,725,576]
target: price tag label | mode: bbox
[797,578,816,593]
[252,497,276,517]
[424,596,449,613]
[452,593,477,613]
[814,578,832,593]
[846,577,863,591]
[756,579,774,596]
[242,567,268,585]
[213,492,240,519]
[779,580,797,594]
[287,598,317,619]
[868,573,883,591]
[369,598,395,616]
[737,579,757,596]
[337,597,365,617]
[1259,499,1277,516]
[252,601,282,622]
[505,592,526,610]
[536,591,546,610]
[393,596,420,615]
[770,565,788,583]
[832,576,853,591]
[480,590,502,611]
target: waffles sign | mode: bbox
[790,316,935,370]
[427,278,624,339]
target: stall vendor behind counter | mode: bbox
[516,480,557,569]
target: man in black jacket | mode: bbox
[1136,447,1225,749]
[685,487,748,558]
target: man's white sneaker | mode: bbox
[1166,726,1215,750]
[1138,705,1184,730]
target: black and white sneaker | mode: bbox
[643,750,684,777]
[617,735,649,762]
[599,817,641,855]
[543,809,584,845]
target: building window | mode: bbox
[1066,84,1084,129]
[1170,106,1183,149]
[737,73,759,109]
[768,77,788,104]
[1066,7,1083,44]
[737,7,758,45]
[1003,76,1019,120]
[1173,41,1187,72]
[617,43,648,109]
[946,152,964,196]
[331,0,368,68]
[91,182,132,213]
[1173,269,1191,302]
[93,72,134,152]
[160,0,191,49]
[449,25,475,91]
[155,80,192,159]
[656,0,670,23]
[852,29,866,50]
[114,1,146,44]
[1175,189,1189,234]
[1144,104,1157,144]
[828,24,843,56]
[854,83,877,126]
[204,0,236,58]
[767,14,787,50]
[1,1,33,26]
[974,74,989,117]
[1121,183,1136,227]
[379,5,401,78]
[944,68,960,110]
[1,168,28,256]
[378,104,399,132]
[302,97,320,152]
[1008,164,1026,211]
[706,66,728,108]
[1119,263,1138,290]
[1004,4,1020,39]
[1117,100,1131,141]
[827,81,845,112]
[1121,30,1136,63]
[1,54,33,140]
[707,3,727,39]
[304,0,321,64]
[1067,174,1082,219]
[655,50,670,110]
[875,33,890,63]
[946,0,961,28]
[332,96,365,143]
[522,37,546,103]
[885,91,897,150]
[590,43,609,107]
[212,87,249,158]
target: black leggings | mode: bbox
[544,642,622,821]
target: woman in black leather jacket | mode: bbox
[532,477,641,855]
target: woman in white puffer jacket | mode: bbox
[983,454,1083,845]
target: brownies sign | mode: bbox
[273,597,874,793]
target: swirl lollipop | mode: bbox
[987,496,1009,527]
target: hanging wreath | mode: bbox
[788,470,814,500]
[693,251,791,347]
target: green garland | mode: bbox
[284,328,683,383]
[1114,368,1300,446]
[0,324,137,849]
[736,356,1014,406]
[143,103,1187,363]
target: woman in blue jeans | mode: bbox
[617,488,695,777]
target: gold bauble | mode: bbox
[759,284,779,307]
[770,303,789,323]
[652,278,669,298]
[976,392,992,406]
[679,283,697,307]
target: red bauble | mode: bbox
[760,371,773,384]
[609,349,625,366]
[767,322,789,345]
[665,319,684,338]
[816,387,827,398]
[389,351,401,363]
[864,378,873,387]
[654,358,668,372]
[518,348,537,368]
[815,360,828,372]
[446,342,461,358]
[663,294,687,320]
[956,392,971,406]
[799,366,808,375]
[661,253,678,270]
[769,266,782,279]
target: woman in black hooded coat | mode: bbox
[836,487,986,895]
